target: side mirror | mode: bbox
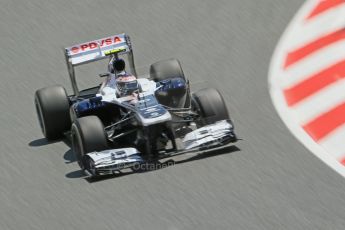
[99,73,110,78]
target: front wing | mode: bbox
[84,120,236,176]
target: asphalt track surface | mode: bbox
[1,0,345,229]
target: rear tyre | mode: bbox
[34,85,71,140]
[150,58,185,81]
[150,58,190,107]
[71,116,108,170]
[192,88,230,126]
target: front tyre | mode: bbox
[150,58,190,108]
[71,116,108,170]
[34,85,71,140]
[192,88,230,126]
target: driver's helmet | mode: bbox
[108,58,126,74]
[116,74,139,97]
[113,58,125,72]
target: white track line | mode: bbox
[319,124,345,160]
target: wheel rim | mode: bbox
[191,97,203,127]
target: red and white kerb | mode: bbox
[269,0,345,173]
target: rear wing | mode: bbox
[65,33,131,66]
[64,33,134,96]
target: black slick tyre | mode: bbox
[192,88,230,126]
[71,116,108,170]
[34,85,71,140]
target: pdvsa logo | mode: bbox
[71,36,122,54]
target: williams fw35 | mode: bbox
[34,33,237,177]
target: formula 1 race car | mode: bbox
[34,33,237,177]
